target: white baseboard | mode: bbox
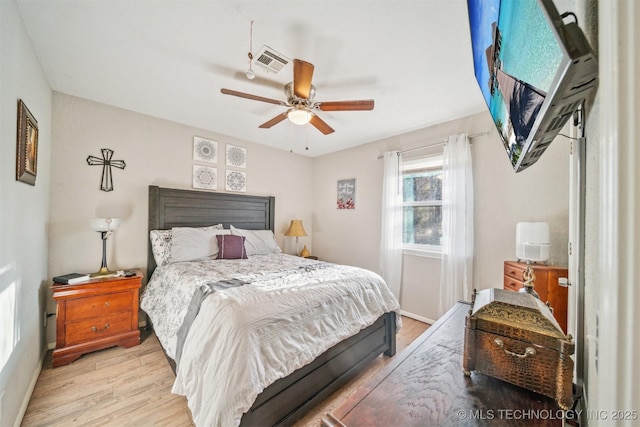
[400,310,436,325]
[14,346,47,427]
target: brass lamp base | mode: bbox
[518,264,540,299]
[90,267,116,278]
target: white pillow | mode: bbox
[170,227,231,262]
[230,226,281,256]
[149,224,223,266]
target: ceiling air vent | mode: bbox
[253,45,290,74]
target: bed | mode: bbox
[142,185,399,426]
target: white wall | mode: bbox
[47,93,314,343]
[473,123,571,286]
[0,1,52,425]
[313,111,570,321]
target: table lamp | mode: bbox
[284,219,307,256]
[89,217,120,277]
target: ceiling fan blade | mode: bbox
[309,114,335,135]
[220,88,284,106]
[317,99,375,111]
[293,59,314,99]
[259,112,288,129]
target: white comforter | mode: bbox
[141,253,400,427]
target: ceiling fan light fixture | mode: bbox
[287,108,312,125]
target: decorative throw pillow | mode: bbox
[230,226,281,256]
[149,229,173,266]
[150,224,223,266]
[216,234,248,259]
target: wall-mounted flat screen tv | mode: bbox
[467,0,597,172]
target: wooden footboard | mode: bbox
[240,311,397,426]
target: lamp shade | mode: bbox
[89,218,120,232]
[284,219,308,237]
[516,222,549,262]
[287,108,312,125]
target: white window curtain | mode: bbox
[379,151,403,300]
[439,134,474,316]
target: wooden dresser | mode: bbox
[52,271,142,367]
[322,302,567,427]
[503,261,568,333]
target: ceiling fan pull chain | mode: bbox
[305,123,309,151]
[246,20,255,79]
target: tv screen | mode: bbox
[467,0,597,172]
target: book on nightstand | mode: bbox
[52,272,91,285]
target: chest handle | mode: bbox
[494,338,536,358]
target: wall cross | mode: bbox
[86,148,126,192]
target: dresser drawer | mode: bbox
[66,292,133,319]
[66,311,132,345]
[504,263,526,282]
[503,276,523,292]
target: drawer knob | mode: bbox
[91,324,110,333]
[105,302,110,307]
[494,338,536,359]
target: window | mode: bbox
[402,154,443,253]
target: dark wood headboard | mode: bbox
[147,185,275,278]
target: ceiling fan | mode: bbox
[220,59,374,135]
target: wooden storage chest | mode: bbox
[463,288,574,410]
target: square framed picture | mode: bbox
[337,178,356,209]
[16,99,39,185]
[225,170,247,192]
[226,144,247,168]
[192,165,217,190]
[193,136,218,163]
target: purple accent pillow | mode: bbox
[216,235,248,259]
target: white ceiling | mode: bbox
[16,0,487,157]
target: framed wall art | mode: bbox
[193,136,218,163]
[193,165,218,190]
[226,144,247,168]
[337,178,356,209]
[225,170,247,192]
[16,99,39,185]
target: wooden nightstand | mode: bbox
[503,261,568,333]
[52,270,142,367]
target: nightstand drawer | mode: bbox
[503,261,568,333]
[66,292,133,319]
[66,311,132,345]
[52,271,142,367]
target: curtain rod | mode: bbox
[377,131,490,159]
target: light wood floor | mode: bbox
[21,316,429,427]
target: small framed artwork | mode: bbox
[193,165,217,190]
[226,144,247,168]
[225,170,247,192]
[16,99,39,185]
[193,136,218,163]
[337,178,356,209]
